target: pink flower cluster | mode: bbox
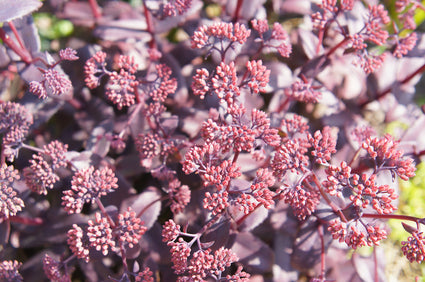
[0,164,24,219]
[279,184,320,220]
[67,207,146,261]
[284,77,322,103]
[62,166,118,214]
[161,219,249,280]
[106,55,140,109]
[0,260,23,281]
[29,48,77,99]
[162,0,192,17]
[362,134,416,181]
[401,230,425,263]
[192,61,241,105]
[0,102,33,160]
[251,19,292,57]
[328,218,387,249]
[24,140,68,195]
[191,22,251,50]
[43,254,71,282]
[84,51,108,89]
[85,51,177,111]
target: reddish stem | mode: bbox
[225,151,240,192]
[0,27,32,64]
[136,195,168,218]
[361,213,421,223]
[142,0,156,49]
[236,194,281,227]
[276,96,291,113]
[66,98,83,110]
[232,0,244,23]
[325,37,350,57]
[310,173,348,223]
[119,242,128,271]
[96,198,116,228]
[348,147,362,167]
[236,202,262,227]
[360,62,425,108]
[0,145,6,165]
[9,215,43,225]
[414,149,425,159]
[8,22,25,51]
[88,0,102,19]
[318,224,326,281]
[373,246,378,282]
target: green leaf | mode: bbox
[34,13,74,40]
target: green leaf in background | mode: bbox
[387,161,425,279]
[33,13,74,50]
[389,162,425,243]
[414,1,425,28]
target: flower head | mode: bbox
[0,101,33,148]
[117,207,147,248]
[0,164,24,219]
[0,260,23,282]
[43,254,71,282]
[59,48,79,61]
[24,141,68,195]
[67,224,90,262]
[328,218,387,249]
[105,55,139,109]
[84,51,107,89]
[402,230,425,263]
[87,212,115,256]
[62,166,118,214]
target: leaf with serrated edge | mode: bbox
[0,0,42,23]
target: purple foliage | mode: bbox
[1,0,425,281]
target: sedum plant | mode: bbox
[2,0,425,281]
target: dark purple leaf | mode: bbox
[237,153,263,173]
[86,120,113,158]
[266,61,293,92]
[291,218,332,272]
[223,0,266,22]
[5,15,41,54]
[236,204,270,232]
[298,29,324,59]
[401,222,417,234]
[160,115,179,136]
[202,219,231,251]
[299,54,330,79]
[67,151,93,170]
[0,220,10,245]
[0,0,42,23]
[352,250,386,282]
[61,2,96,27]
[181,109,209,138]
[321,246,358,281]
[129,103,146,140]
[0,44,10,68]
[230,231,274,273]
[270,201,298,237]
[278,0,312,14]
[273,232,299,281]
[94,20,151,41]
[19,210,88,247]
[120,186,162,230]
[125,241,143,260]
